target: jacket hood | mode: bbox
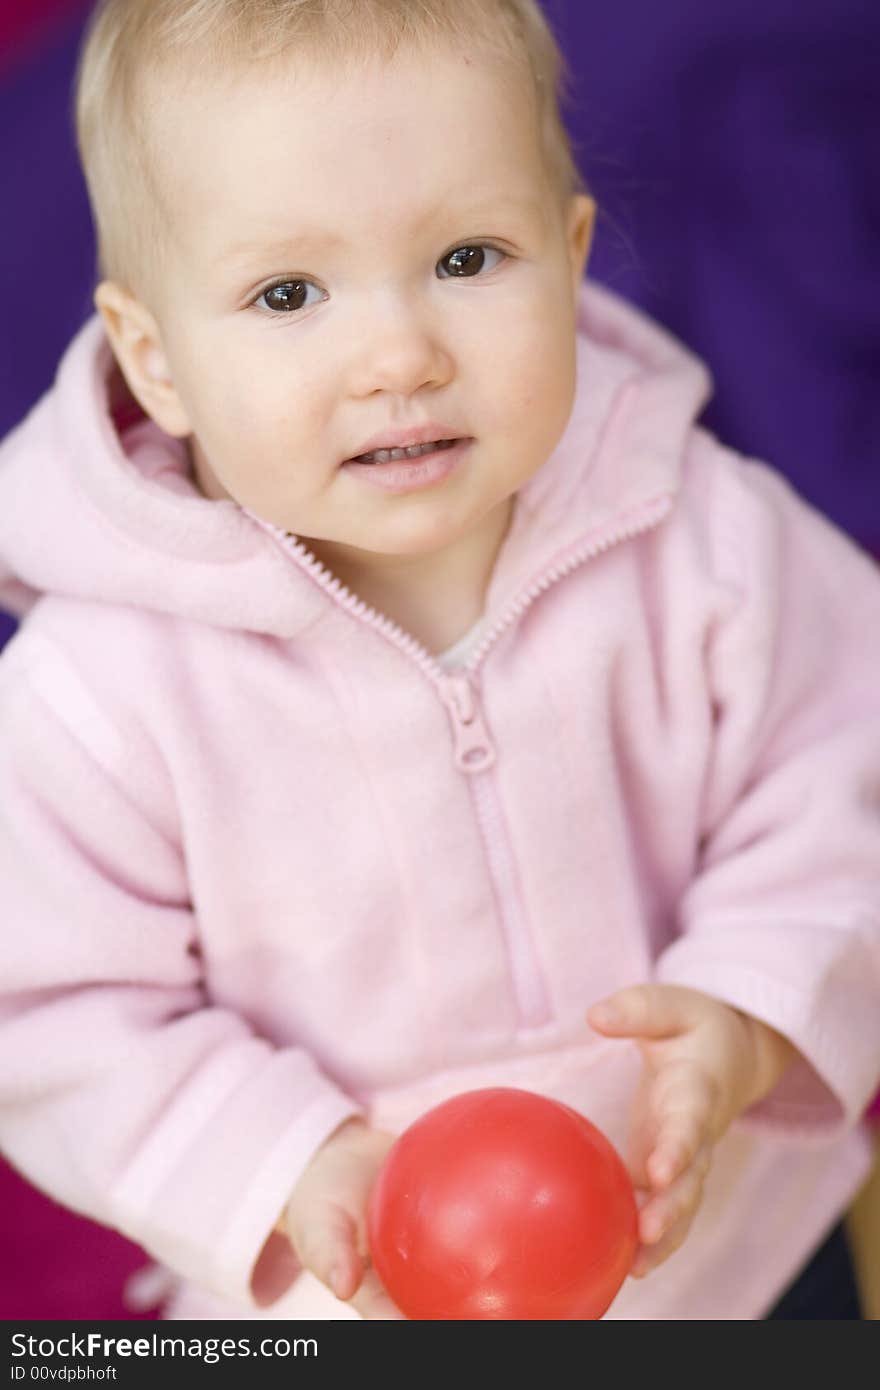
[0,281,712,638]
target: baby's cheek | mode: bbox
[514,337,577,451]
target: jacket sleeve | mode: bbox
[0,629,362,1306]
[656,442,880,1136]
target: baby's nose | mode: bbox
[347,302,455,398]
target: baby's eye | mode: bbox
[255,279,324,314]
[438,245,506,278]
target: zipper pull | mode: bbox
[438,673,496,774]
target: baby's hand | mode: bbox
[280,1118,405,1318]
[587,984,796,1279]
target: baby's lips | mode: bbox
[341,422,468,462]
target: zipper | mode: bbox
[434,672,550,1025]
[246,493,674,1028]
[246,494,673,695]
[436,670,495,774]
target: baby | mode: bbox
[0,0,879,1322]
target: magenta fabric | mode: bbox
[0,0,85,75]
[0,1163,157,1320]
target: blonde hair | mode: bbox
[74,0,588,298]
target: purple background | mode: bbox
[1,0,878,1318]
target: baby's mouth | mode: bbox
[348,439,461,465]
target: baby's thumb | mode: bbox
[588,984,698,1040]
[289,1204,364,1300]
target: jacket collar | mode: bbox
[486,280,712,613]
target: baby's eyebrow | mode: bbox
[221,228,346,266]
[219,193,543,267]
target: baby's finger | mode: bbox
[291,1203,361,1298]
[347,1265,407,1320]
[630,1198,703,1279]
[645,1063,716,1187]
[648,1106,713,1189]
[635,1143,712,1255]
[588,985,705,1041]
[647,1127,702,1190]
[625,1063,708,1190]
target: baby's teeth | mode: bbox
[359,441,450,464]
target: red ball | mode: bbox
[367,1087,638,1320]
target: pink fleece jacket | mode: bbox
[0,281,878,1321]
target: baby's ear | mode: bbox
[566,193,596,291]
[94,281,191,439]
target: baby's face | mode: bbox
[137,45,593,566]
